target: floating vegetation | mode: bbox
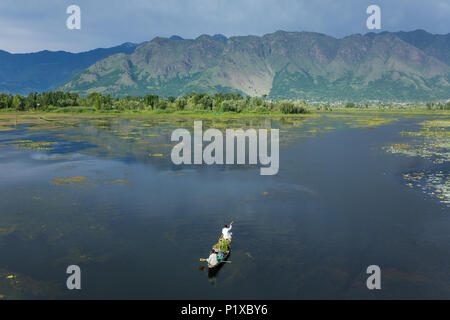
[50,176,95,187]
[0,125,15,131]
[7,140,58,150]
[387,140,450,164]
[421,119,450,128]
[386,116,449,165]
[354,117,395,128]
[402,171,450,206]
[105,179,132,186]
[0,225,16,236]
[400,118,450,136]
[54,247,110,266]
[324,114,396,128]
[384,116,449,207]
[0,268,60,299]
[391,144,412,149]
[400,131,450,136]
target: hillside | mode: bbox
[0,42,139,94]
[59,30,450,101]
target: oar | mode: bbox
[199,258,232,263]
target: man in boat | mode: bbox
[207,249,218,267]
[222,221,233,241]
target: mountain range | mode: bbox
[2,30,450,101]
[0,42,140,94]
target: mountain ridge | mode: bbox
[0,42,141,94]
[60,30,450,101]
[3,30,449,101]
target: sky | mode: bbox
[1,0,449,53]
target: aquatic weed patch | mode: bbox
[385,116,450,207]
[0,124,16,131]
[403,171,449,206]
[400,118,450,136]
[50,176,96,187]
[324,113,396,128]
[400,131,450,136]
[6,139,58,150]
[0,268,60,299]
[386,116,450,164]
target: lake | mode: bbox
[0,112,449,299]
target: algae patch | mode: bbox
[50,176,95,187]
[386,117,449,165]
[7,140,58,151]
[402,171,450,206]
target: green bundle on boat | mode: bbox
[213,238,231,253]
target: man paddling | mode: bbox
[207,249,218,267]
[222,221,233,241]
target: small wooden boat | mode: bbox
[208,244,231,269]
[200,237,232,269]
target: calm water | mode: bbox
[0,113,449,299]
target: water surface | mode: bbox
[0,113,449,299]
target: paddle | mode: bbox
[199,258,231,263]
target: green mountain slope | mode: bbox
[60,30,450,101]
[394,29,450,66]
[0,43,140,95]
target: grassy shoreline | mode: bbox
[1,108,449,118]
[319,107,450,115]
[0,109,317,118]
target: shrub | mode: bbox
[156,100,168,110]
[345,102,356,108]
[279,101,308,114]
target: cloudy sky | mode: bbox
[1,0,449,53]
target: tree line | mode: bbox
[0,91,310,114]
[1,91,448,113]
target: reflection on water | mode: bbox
[0,113,449,299]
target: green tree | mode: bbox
[174,97,187,110]
[94,95,103,110]
[0,94,12,109]
[12,95,25,111]
[144,94,159,109]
